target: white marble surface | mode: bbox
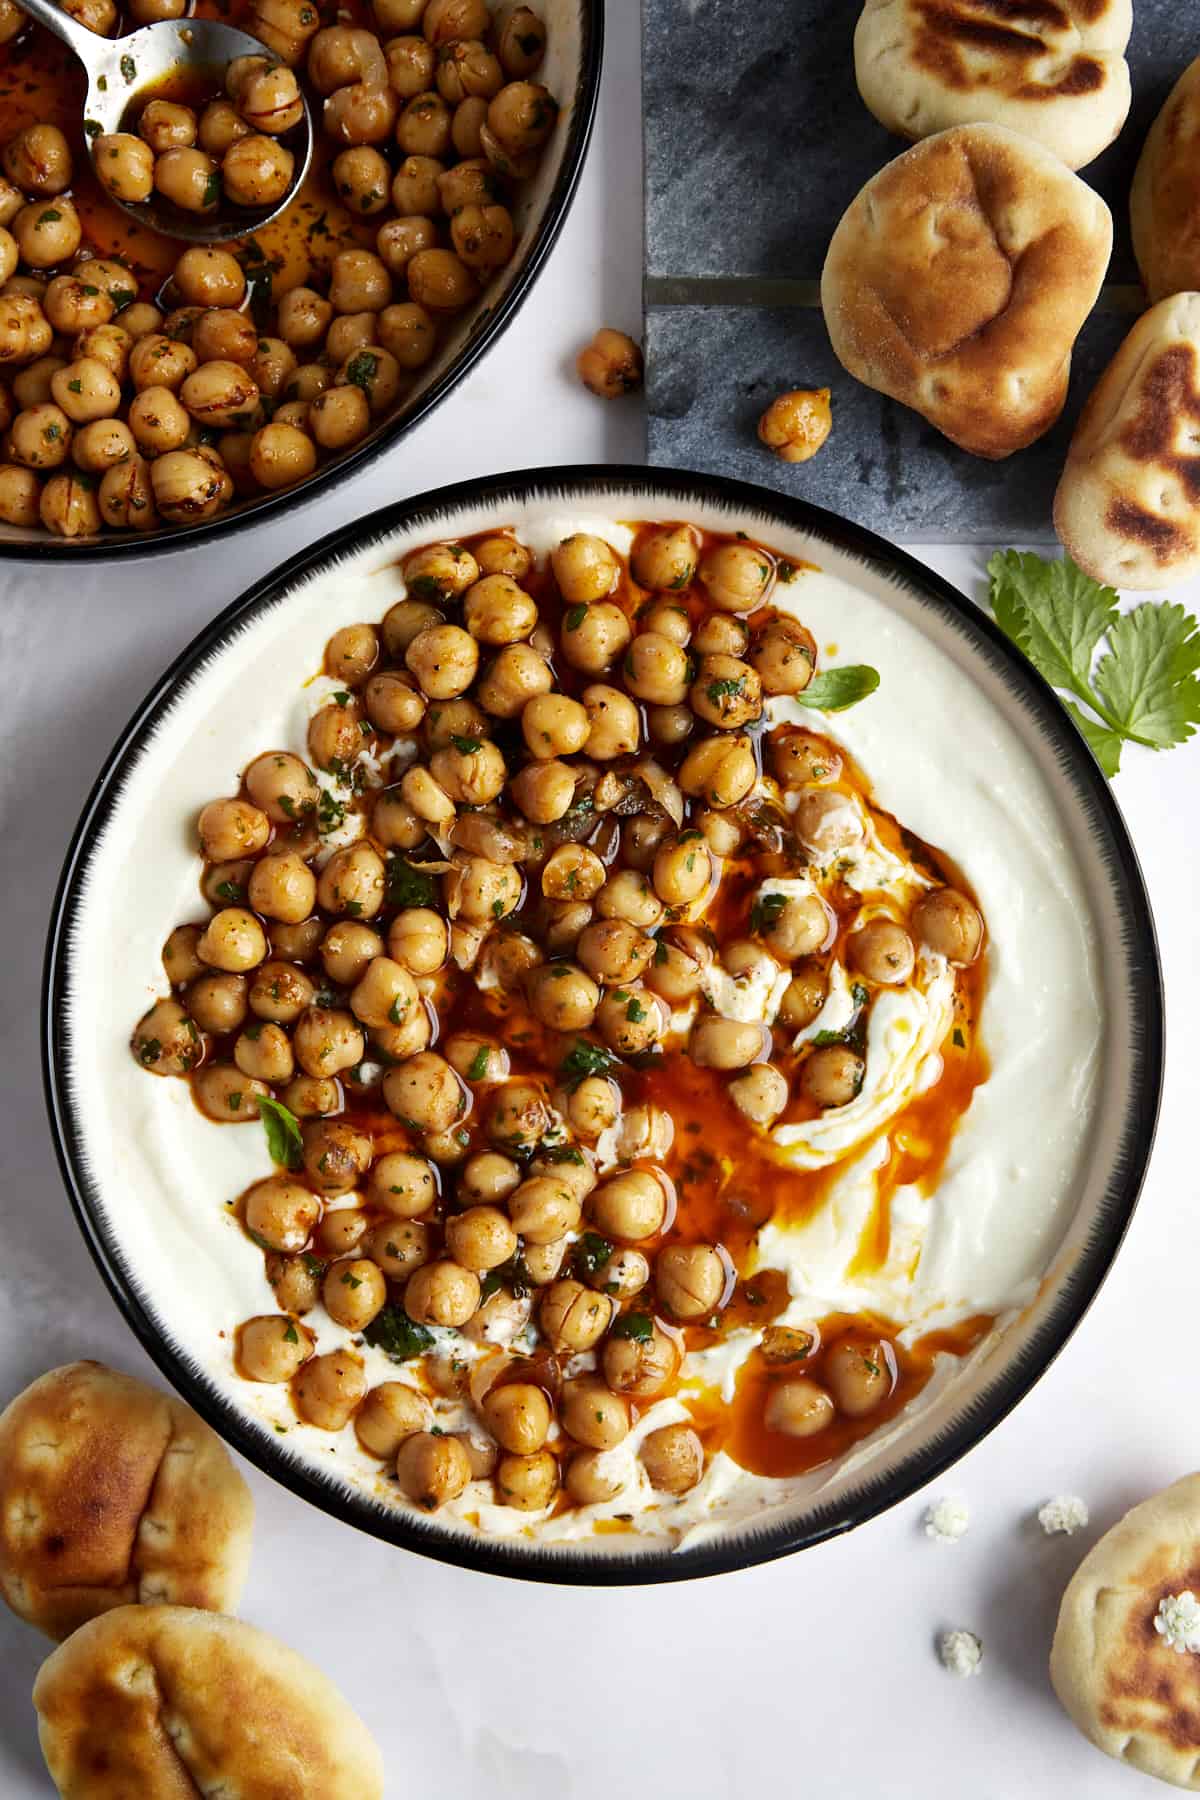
[3,4,1200,1795]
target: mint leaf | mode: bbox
[1093,602,1200,751]
[793,665,879,713]
[257,1095,302,1169]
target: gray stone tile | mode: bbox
[645,302,1131,542]
[644,0,1195,287]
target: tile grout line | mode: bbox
[645,276,1147,313]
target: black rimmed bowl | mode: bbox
[42,466,1163,1583]
[0,4,601,562]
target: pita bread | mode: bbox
[1054,293,1200,590]
[1050,1474,1200,1790]
[854,0,1132,171]
[1131,57,1200,305]
[33,1604,384,1800]
[0,1362,252,1640]
[821,124,1112,459]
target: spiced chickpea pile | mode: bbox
[0,0,555,537]
[132,518,987,1522]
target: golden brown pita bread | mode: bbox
[34,1604,385,1800]
[1132,57,1200,304]
[1054,293,1200,590]
[855,0,1132,170]
[1050,1474,1200,1790]
[0,1361,252,1640]
[821,124,1112,459]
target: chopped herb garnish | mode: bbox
[282,1321,299,1344]
[215,880,243,902]
[466,1044,490,1081]
[610,1312,653,1342]
[120,53,136,79]
[450,734,482,754]
[574,1231,613,1280]
[750,891,787,934]
[564,603,588,631]
[344,350,379,392]
[388,994,409,1025]
[560,1038,619,1089]
[624,995,646,1023]
[386,856,437,911]
[952,1027,965,1048]
[363,1305,434,1362]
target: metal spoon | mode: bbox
[14,0,313,244]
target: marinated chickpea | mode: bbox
[366,1150,436,1220]
[387,35,436,98]
[277,285,333,350]
[325,621,379,686]
[186,972,247,1034]
[71,418,136,472]
[652,832,712,906]
[194,1062,268,1121]
[576,918,656,988]
[602,1320,679,1398]
[395,1430,471,1509]
[153,148,220,214]
[594,870,662,932]
[162,924,205,986]
[526,962,599,1032]
[590,1170,667,1243]
[10,404,70,470]
[581,684,640,759]
[508,1176,581,1244]
[848,917,915,986]
[355,1381,430,1457]
[245,1174,321,1252]
[196,907,267,973]
[313,1205,368,1259]
[638,602,691,647]
[130,997,200,1077]
[678,733,758,809]
[322,1256,387,1330]
[50,358,121,425]
[481,1381,551,1455]
[699,543,775,615]
[264,1251,321,1314]
[558,1376,628,1453]
[800,1043,864,1109]
[316,841,386,917]
[0,466,41,526]
[302,1118,372,1194]
[234,1020,294,1084]
[127,387,189,455]
[197,797,269,863]
[238,1314,313,1382]
[773,730,840,789]
[825,1336,896,1416]
[551,533,619,605]
[476,643,553,716]
[596,985,665,1055]
[496,1449,558,1512]
[293,1005,365,1078]
[436,155,495,210]
[750,618,817,696]
[140,100,198,154]
[641,1423,703,1494]
[538,1279,613,1353]
[283,1074,340,1117]
[912,888,984,965]
[129,333,196,392]
[758,387,833,463]
[760,892,828,962]
[396,91,452,158]
[509,758,575,823]
[248,336,297,400]
[294,1349,368,1431]
[366,1218,432,1280]
[43,275,112,335]
[238,63,304,134]
[192,307,259,365]
[383,1050,466,1133]
[623,631,690,706]
[656,1243,727,1321]
[441,1204,514,1273]
[320,919,383,984]
[577,327,643,399]
[457,1150,520,1208]
[248,959,314,1023]
[497,6,547,77]
[430,738,507,806]
[198,98,251,157]
[631,523,698,591]
[764,1377,835,1438]
[150,446,227,524]
[97,457,156,529]
[406,247,476,311]
[729,1061,789,1127]
[423,0,489,43]
[270,916,324,963]
[223,134,295,206]
[249,421,317,489]
[689,1014,766,1071]
[793,788,864,857]
[405,623,479,700]
[691,654,763,729]
[404,1258,480,1327]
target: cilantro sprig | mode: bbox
[988,551,1200,778]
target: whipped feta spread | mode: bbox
[76,505,1107,1554]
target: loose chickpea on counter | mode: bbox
[133,514,991,1528]
[0,0,560,539]
[757,388,833,464]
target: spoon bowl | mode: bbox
[16,2,313,243]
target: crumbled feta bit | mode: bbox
[1154,1592,1200,1655]
[1037,1494,1089,1537]
[924,1495,970,1542]
[938,1629,983,1678]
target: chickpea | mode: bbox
[3,124,71,194]
[223,134,294,205]
[578,685,637,761]
[507,759,573,824]
[196,796,268,863]
[750,618,817,696]
[653,1245,727,1325]
[728,1059,788,1125]
[387,34,435,98]
[678,734,758,809]
[404,1258,480,1327]
[247,336,297,402]
[383,1050,467,1134]
[126,387,188,457]
[389,154,441,218]
[825,1336,896,1417]
[249,421,317,489]
[793,789,864,857]
[316,841,386,917]
[551,600,623,680]
[446,854,521,924]
[198,98,251,157]
[153,148,220,214]
[547,537,615,609]
[494,1448,556,1512]
[398,765,454,827]
[92,123,155,204]
[436,155,495,211]
[244,1175,320,1252]
[191,308,259,367]
[0,294,49,362]
[129,334,195,394]
[194,907,265,974]
[517,693,585,762]
[368,1150,437,1219]
[561,1449,620,1507]
[476,643,553,717]
[800,1043,864,1109]
[487,77,556,153]
[178,361,259,431]
[366,1218,432,1281]
[574,919,654,989]
[283,1074,340,1118]
[347,1380,429,1460]
[233,1020,294,1084]
[438,1203,512,1272]
[630,523,696,591]
[316,923,379,990]
[522,962,597,1034]
[301,1119,372,1197]
[652,833,712,907]
[429,739,507,806]
[405,623,479,700]
[537,847,600,906]
[311,1204,371,1260]
[848,917,915,986]
[0,465,41,526]
[181,973,243,1044]
[506,1176,580,1245]
[690,654,763,730]
[590,1169,666,1242]
[640,1423,704,1495]
[758,386,832,463]
[277,286,333,351]
[458,577,534,650]
[294,1349,367,1431]
[71,418,135,473]
[481,1381,551,1455]
[11,355,61,409]
[773,965,824,1036]
[238,1314,313,1382]
[194,1062,267,1121]
[376,914,443,988]
[348,958,417,1034]
[140,99,198,153]
[406,247,476,311]
[43,276,113,337]
[395,1429,471,1509]
[696,546,774,618]
[129,997,200,1077]
[636,604,688,650]
[291,1006,365,1080]
[594,985,662,1056]
[421,0,486,39]
[451,1156,516,1216]
[325,622,379,687]
[307,695,365,771]
[557,1076,615,1144]
[49,358,120,426]
[9,404,70,470]
[118,302,163,340]
[238,63,303,134]
[270,916,324,963]
[162,924,204,988]
[764,1377,835,1438]
[538,1279,613,1353]
[247,960,314,1024]
[308,24,385,91]
[912,888,984,965]
[602,1321,679,1398]
[576,326,643,399]
[319,1256,386,1331]
[396,91,452,158]
[551,1378,626,1456]
[620,631,687,706]
[264,1252,321,1315]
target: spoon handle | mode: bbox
[13,0,102,73]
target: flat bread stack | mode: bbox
[1131,57,1200,306]
[854,0,1133,171]
[822,124,1111,459]
[1051,1474,1200,1789]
